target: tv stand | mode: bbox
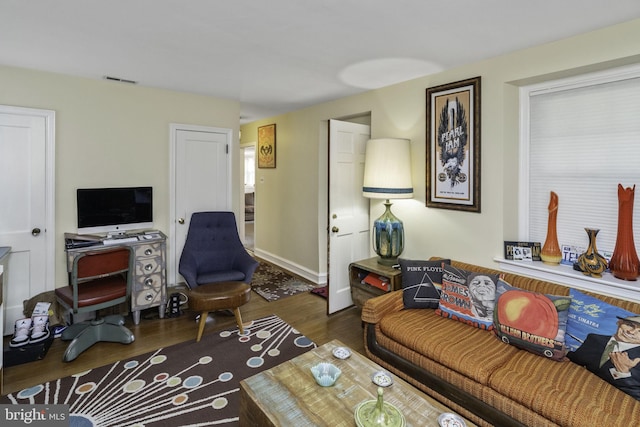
[64,231,167,325]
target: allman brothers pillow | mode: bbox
[493,279,571,361]
[435,264,500,330]
[400,258,450,309]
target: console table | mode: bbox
[65,232,167,324]
[349,257,402,309]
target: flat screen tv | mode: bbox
[77,187,153,235]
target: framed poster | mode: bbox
[258,123,276,168]
[426,76,481,212]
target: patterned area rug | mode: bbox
[1,315,316,426]
[251,261,318,302]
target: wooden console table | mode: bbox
[65,232,167,324]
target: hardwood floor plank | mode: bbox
[2,291,363,395]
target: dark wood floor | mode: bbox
[2,290,364,396]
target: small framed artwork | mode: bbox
[258,123,276,168]
[426,76,481,212]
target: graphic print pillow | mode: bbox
[400,259,450,309]
[435,264,500,330]
[565,289,636,352]
[493,279,571,361]
[566,289,640,400]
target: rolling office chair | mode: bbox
[179,211,259,289]
[55,246,135,362]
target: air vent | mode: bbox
[103,76,138,84]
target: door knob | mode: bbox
[178,218,185,224]
[331,226,339,233]
[32,227,41,236]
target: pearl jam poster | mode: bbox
[426,76,481,212]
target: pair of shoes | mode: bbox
[9,315,51,348]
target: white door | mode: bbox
[169,125,232,286]
[328,119,370,314]
[0,106,55,335]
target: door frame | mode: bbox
[0,105,56,292]
[168,123,233,287]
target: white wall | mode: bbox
[0,66,241,287]
[241,18,640,277]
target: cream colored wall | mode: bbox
[242,18,640,277]
[0,66,240,287]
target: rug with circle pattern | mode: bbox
[1,315,316,426]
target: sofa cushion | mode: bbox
[400,258,450,309]
[493,278,571,361]
[435,264,500,330]
[490,349,640,425]
[379,308,519,383]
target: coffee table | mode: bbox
[239,339,475,426]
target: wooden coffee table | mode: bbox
[239,339,475,426]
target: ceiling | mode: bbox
[2,1,640,124]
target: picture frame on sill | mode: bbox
[258,123,276,168]
[504,241,541,262]
[426,76,481,212]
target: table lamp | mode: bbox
[362,138,413,265]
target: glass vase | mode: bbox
[540,191,562,265]
[575,228,608,278]
[609,184,640,281]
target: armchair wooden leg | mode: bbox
[234,307,244,334]
[196,311,208,342]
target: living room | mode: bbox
[2,4,640,426]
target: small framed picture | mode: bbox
[258,124,276,168]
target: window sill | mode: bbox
[494,257,640,303]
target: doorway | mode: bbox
[169,124,232,287]
[242,145,255,250]
[0,105,55,334]
[327,118,371,314]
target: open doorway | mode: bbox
[242,145,255,250]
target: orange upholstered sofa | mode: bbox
[362,258,640,427]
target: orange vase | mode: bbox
[609,184,640,281]
[540,191,562,265]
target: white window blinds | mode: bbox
[522,65,640,255]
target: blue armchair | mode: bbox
[179,211,259,289]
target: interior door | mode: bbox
[0,106,55,335]
[328,119,370,314]
[169,125,231,286]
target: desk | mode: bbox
[65,232,167,324]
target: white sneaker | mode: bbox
[10,318,32,347]
[29,315,50,344]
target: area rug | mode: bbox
[251,261,318,302]
[310,285,328,299]
[1,315,316,426]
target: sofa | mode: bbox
[362,258,640,427]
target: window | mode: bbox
[520,65,640,258]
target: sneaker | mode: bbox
[10,318,32,348]
[29,315,50,344]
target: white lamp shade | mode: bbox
[363,138,413,199]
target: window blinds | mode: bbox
[525,68,640,256]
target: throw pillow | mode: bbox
[400,258,450,309]
[566,289,640,400]
[565,289,636,352]
[435,264,500,330]
[493,279,571,361]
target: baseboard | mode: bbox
[253,249,327,285]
